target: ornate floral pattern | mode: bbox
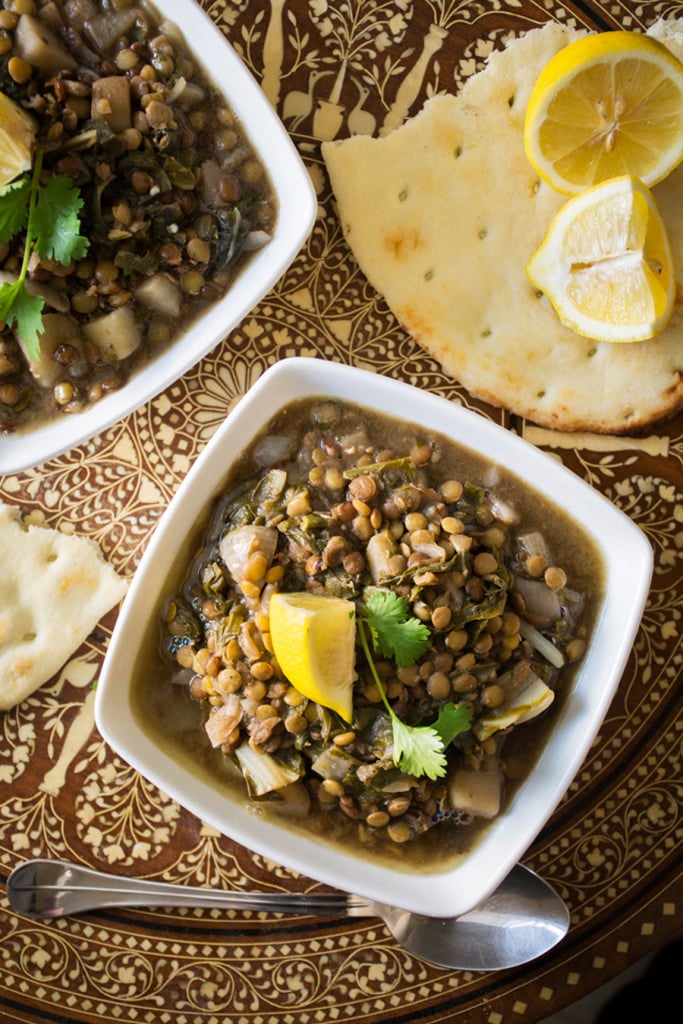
[1,1,681,1022]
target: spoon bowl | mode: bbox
[6,858,569,972]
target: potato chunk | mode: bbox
[83,306,141,361]
[14,14,77,75]
[91,76,132,133]
[448,768,503,820]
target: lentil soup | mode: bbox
[0,0,275,432]
[134,398,603,868]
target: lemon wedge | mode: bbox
[269,592,356,723]
[0,90,35,188]
[524,30,683,193]
[526,175,674,343]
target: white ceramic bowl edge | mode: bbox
[95,358,653,917]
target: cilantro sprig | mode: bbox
[0,149,89,361]
[358,590,472,780]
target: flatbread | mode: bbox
[0,502,128,710]
[322,20,683,433]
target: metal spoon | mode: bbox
[5,857,569,972]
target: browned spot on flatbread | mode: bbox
[11,655,35,681]
[395,304,436,343]
[385,227,422,260]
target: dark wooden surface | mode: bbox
[1,2,681,1021]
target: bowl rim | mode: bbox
[0,0,317,476]
[95,357,653,917]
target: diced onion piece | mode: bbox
[518,618,565,668]
[234,744,302,796]
[474,676,555,741]
[252,435,295,468]
[311,746,358,782]
[514,575,562,622]
[176,82,207,111]
[412,541,446,561]
[204,694,242,748]
[219,525,278,583]
[518,531,552,563]
[366,532,396,584]
[243,230,271,252]
[490,496,518,524]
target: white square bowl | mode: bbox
[95,358,653,918]
[0,0,316,475]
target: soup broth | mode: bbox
[133,397,604,869]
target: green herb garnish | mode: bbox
[364,588,431,666]
[358,590,472,780]
[0,149,89,361]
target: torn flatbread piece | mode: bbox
[0,502,128,710]
[322,20,683,434]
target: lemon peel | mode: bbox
[524,30,683,193]
[0,90,35,188]
[526,174,674,343]
[269,592,356,723]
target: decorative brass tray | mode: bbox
[1,2,681,1021]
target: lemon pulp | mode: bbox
[0,91,35,188]
[524,31,683,193]
[268,592,356,723]
[526,174,674,343]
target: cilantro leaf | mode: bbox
[0,177,30,242]
[0,275,44,360]
[357,599,474,780]
[0,149,89,361]
[391,719,448,780]
[0,277,22,322]
[433,701,473,747]
[0,276,45,353]
[365,589,431,667]
[33,175,89,263]
[9,286,45,354]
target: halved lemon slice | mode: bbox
[526,175,674,343]
[524,30,683,193]
[0,90,35,188]
[269,592,356,723]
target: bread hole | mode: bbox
[537,389,546,398]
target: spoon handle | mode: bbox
[6,858,374,920]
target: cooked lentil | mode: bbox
[135,398,602,865]
[0,0,275,432]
